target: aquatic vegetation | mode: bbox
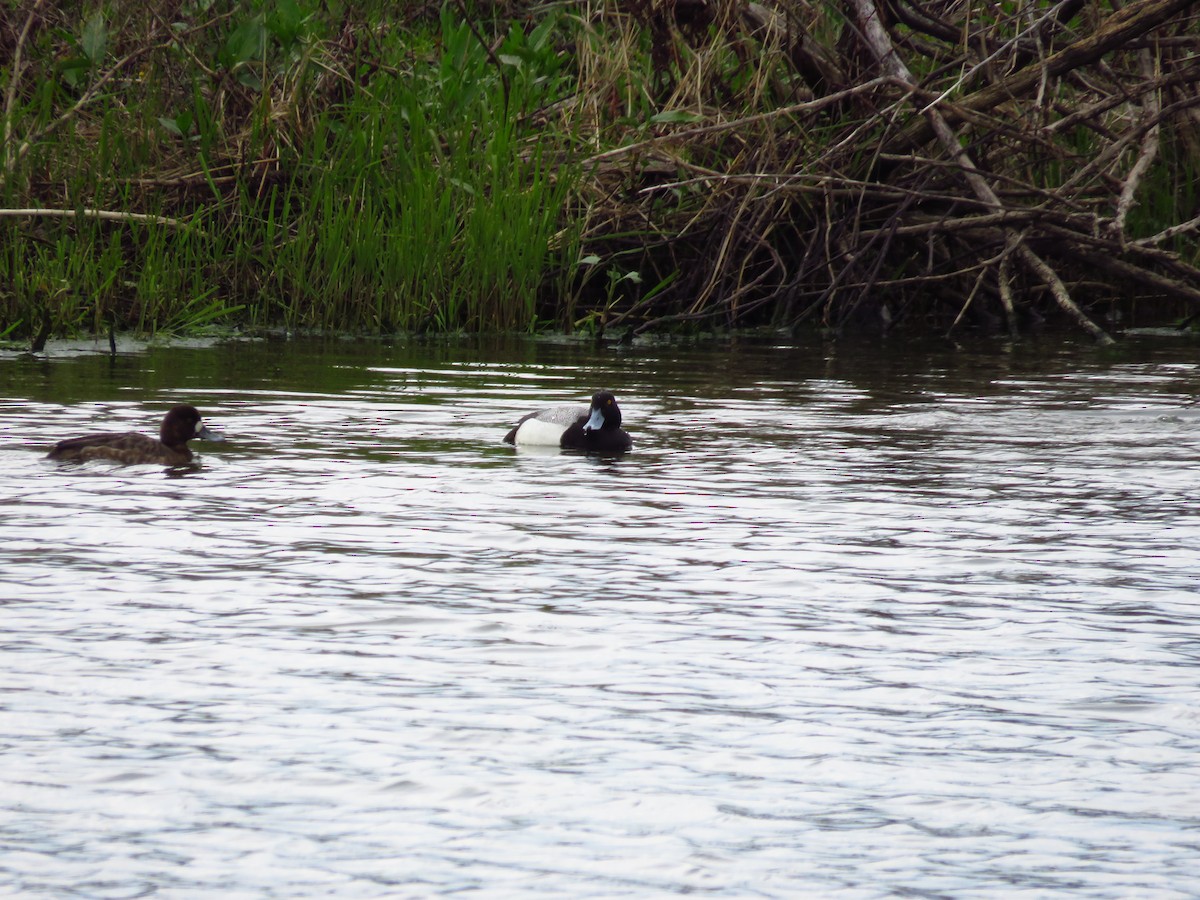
[2,1,1200,341]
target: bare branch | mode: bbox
[849,0,1116,344]
[2,0,48,184]
[0,207,190,228]
[1134,212,1200,247]
[583,78,893,165]
[1112,48,1163,240]
[890,0,1199,153]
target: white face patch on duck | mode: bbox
[583,392,622,433]
[583,405,607,432]
[195,420,225,442]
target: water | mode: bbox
[1,333,1199,897]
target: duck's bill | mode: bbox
[196,424,226,442]
[583,407,605,433]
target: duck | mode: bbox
[46,404,225,465]
[504,390,632,452]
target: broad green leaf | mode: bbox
[58,57,90,88]
[81,12,107,63]
[235,69,263,90]
[277,0,303,30]
[224,17,265,68]
[269,0,305,48]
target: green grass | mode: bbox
[0,3,581,338]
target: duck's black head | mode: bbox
[161,405,224,448]
[583,391,622,433]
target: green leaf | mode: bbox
[235,69,263,90]
[268,0,305,49]
[579,255,601,266]
[527,16,555,53]
[58,57,90,88]
[223,17,266,69]
[81,12,107,64]
[278,0,304,30]
[649,110,704,124]
[159,111,199,140]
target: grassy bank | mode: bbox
[1,2,577,338]
[3,1,1200,343]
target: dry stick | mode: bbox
[1113,47,1163,240]
[1059,94,1199,198]
[120,155,282,188]
[1045,61,1200,134]
[781,261,1009,294]
[1023,221,1200,310]
[720,201,789,317]
[997,253,1019,338]
[1068,247,1200,306]
[1015,244,1116,341]
[947,257,995,336]
[651,162,1087,216]
[794,189,919,332]
[583,78,892,165]
[782,216,828,325]
[616,194,787,334]
[841,215,904,328]
[1038,218,1200,272]
[860,210,1042,237]
[850,0,1115,345]
[2,0,48,184]
[1135,211,1200,247]
[813,188,838,325]
[688,186,756,315]
[919,0,1077,116]
[0,208,188,228]
[887,0,1200,154]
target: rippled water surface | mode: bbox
[2,334,1200,897]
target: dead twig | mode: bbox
[2,0,48,186]
[0,207,192,229]
[850,0,1116,344]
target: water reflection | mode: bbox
[1,334,1200,896]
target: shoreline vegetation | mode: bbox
[2,1,1200,345]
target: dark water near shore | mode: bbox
[2,332,1199,897]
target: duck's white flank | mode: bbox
[511,405,584,445]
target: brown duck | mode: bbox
[47,405,225,465]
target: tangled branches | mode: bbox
[576,0,1200,340]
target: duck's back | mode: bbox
[47,432,191,465]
